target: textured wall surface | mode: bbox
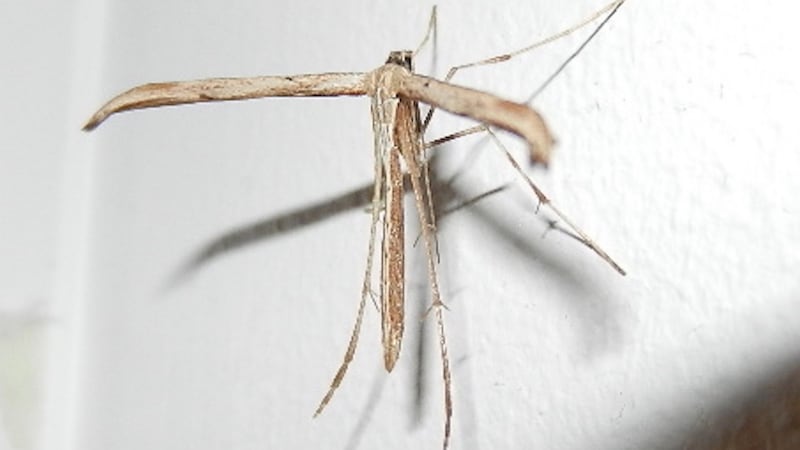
[2,1,799,449]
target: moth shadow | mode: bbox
[161,179,376,289]
[162,153,503,290]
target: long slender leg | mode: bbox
[409,150,453,449]
[411,7,443,262]
[425,125,487,149]
[413,6,438,58]
[420,146,441,263]
[313,147,382,417]
[413,5,442,232]
[444,0,624,83]
[419,122,625,274]
[485,128,626,275]
[408,145,453,450]
[422,0,626,131]
[394,94,452,448]
[314,94,392,416]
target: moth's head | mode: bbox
[386,51,414,71]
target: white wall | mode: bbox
[2,1,800,449]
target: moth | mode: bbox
[83,1,626,448]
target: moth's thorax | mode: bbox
[386,50,414,72]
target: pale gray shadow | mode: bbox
[163,154,508,291]
[680,350,800,450]
[343,366,387,450]
[609,346,800,450]
[162,181,375,289]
